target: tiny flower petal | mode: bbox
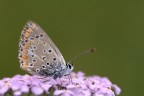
[54,90,65,95]
[66,84,76,89]
[14,91,22,96]
[11,81,22,91]
[21,85,29,93]
[0,86,9,95]
[40,83,52,92]
[81,90,91,96]
[31,86,44,95]
[54,90,74,96]
[112,84,121,95]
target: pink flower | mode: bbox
[0,72,121,96]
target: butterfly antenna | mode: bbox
[68,48,96,64]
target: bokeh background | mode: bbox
[0,0,143,96]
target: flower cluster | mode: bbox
[0,72,121,96]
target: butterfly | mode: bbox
[18,21,74,79]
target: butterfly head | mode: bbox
[64,63,74,76]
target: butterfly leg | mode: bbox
[64,74,73,84]
[68,74,73,84]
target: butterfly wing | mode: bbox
[18,21,66,76]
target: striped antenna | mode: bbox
[68,48,96,64]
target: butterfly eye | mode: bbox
[68,64,71,69]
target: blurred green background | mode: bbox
[0,0,143,96]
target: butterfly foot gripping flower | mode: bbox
[0,72,121,96]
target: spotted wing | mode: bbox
[18,21,66,75]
